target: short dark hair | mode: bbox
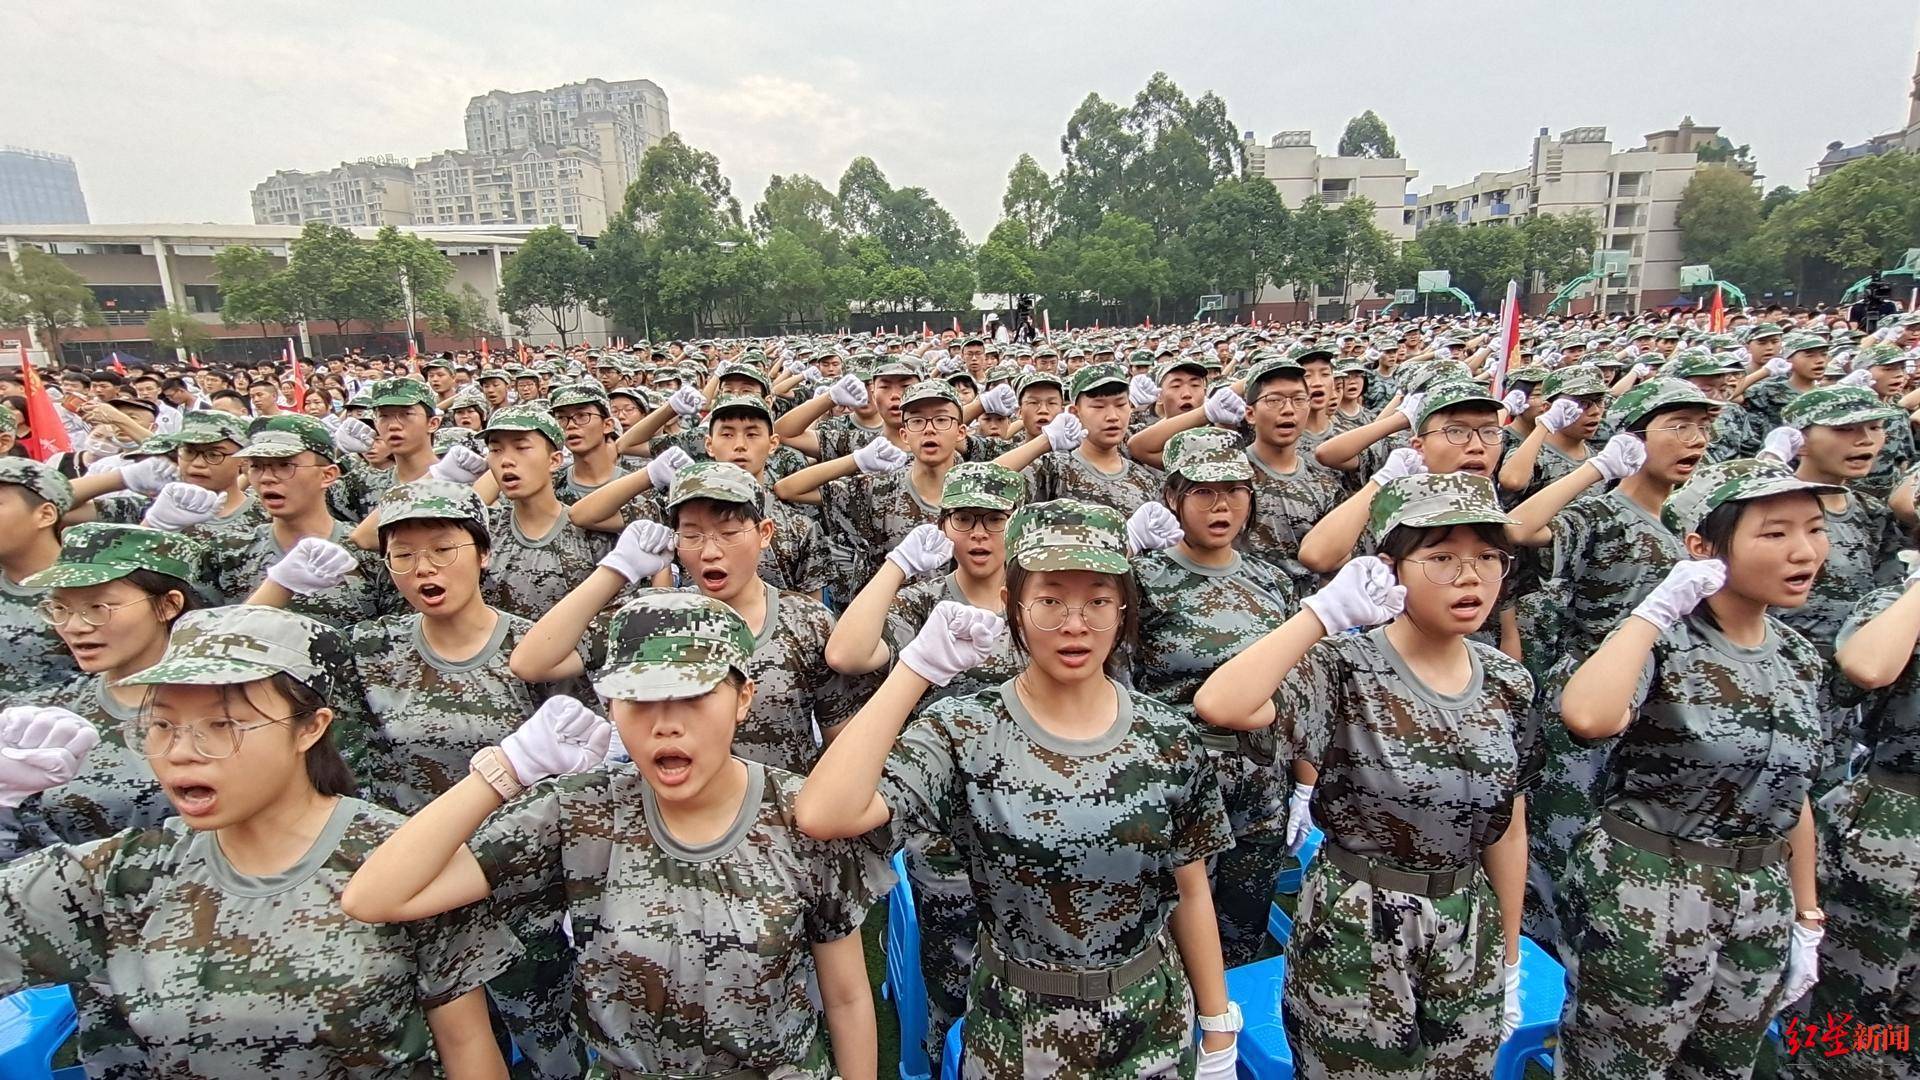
[377,516,492,557]
[119,569,201,624]
[1002,563,1140,679]
[1376,521,1517,605]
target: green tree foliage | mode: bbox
[1000,154,1057,248]
[873,186,969,270]
[1337,111,1399,159]
[1055,93,1138,238]
[977,219,1042,302]
[498,225,591,346]
[1187,177,1289,293]
[1677,168,1763,267]
[0,245,103,357]
[1760,185,1799,219]
[428,283,500,340]
[835,156,892,237]
[622,133,742,227]
[750,173,842,258]
[211,245,295,342]
[1519,211,1598,290]
[1766,151,1920,298]
[279,221,390,343]
[1398,221,1524,307]
[144,306,214,358]
[1074,213,1170,314]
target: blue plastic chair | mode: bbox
[1266,902,1294,949]
[1493,937,1566,1080]
[1273,828,1324,894]
[0,986,82,1080]
[1226,953,1293,1079]
[939,1018,964,1080]
[882,850,932,1080]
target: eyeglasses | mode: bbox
[386,543,476,574]
[556,410,605,428]
[1180,485,1253,510]
[676,527,757,552]
[903,415,960,433]
[244,459,329,481]
[1254,393,1312,411]
[37,595,156,628]
[1420,425,1506,446]
[179,446,230,466]
[1021,596,1126,632]
[127,714,295,760]
[1646,420,1712,442]
[945,511,1009,533]
[1400,551,1513,585]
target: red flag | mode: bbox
[1144,315,1152,328]
[479,337,490,363]
[1491,280,1521,401]
[18,343,72,461]
[922,321,931,339]
[287,339,306,413]
[952,316,960,333]
[109,355,127,376]
[188,353,202,369]
[1709,285,1726,333]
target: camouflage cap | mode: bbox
[432,426,483,454]
[1586,349,1626,370]
[708,392,774,424]
[1014,369,1066,397]
[477,368,512,383]
[1505,365,1549,386]
[1850,342,1907,371]
[900,379,962,409]
[1609,377,1716,428]
[128,433,179,458]
[1244,354,1307,393]
[1781,385,1906,430]
[0,402,14,435]
[547,382,611,412]
[1654,326,1684,341]
[984,361,1022,385]
[235,415,337,462]
[714,360,773,393]
[1743,322,1784,341]
[377,477,487,531]
[120,605,344,699]
[173,410,250,446]
[444,389,488,414]
[480,403,563,446]
[1005,498,1130,574]
[1165,428,1254,483]
[1067,362,1129,401]
[366,376,437,412]
[1541,365,1610,399]
[23,523,205,588]
[1669,351,1743,379]
[595,589,757,701]
[1369,472,1516,538]
[1416,380,1503,428]
[1398,360,1474,395]
[1126,348,1155,367]
[939,462,1025,511]
[1152,356,1209,382]
[665,459,761,510]
[866,356,920,380]
[1287,343,1336,364]
[1661,458,1845,535]
[1780,332,1828,356]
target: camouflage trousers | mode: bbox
[1204,743,1291,969]
[905,829,978,1072]
[489,920,588,1080]
[1778,775,1920,1080]
[1523,710,1616,960]
[1284,855,1501,1079]
[1557,825,1791,1079]
[961,936,1194,1079]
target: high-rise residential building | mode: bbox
[250,158,417,227]
[409,145,609,233]
[0,146,89,225]
[464,78,670,212]
[1240,130,1419,319]
[1811,49,1920,182]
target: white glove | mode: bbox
[935,354,962,375]
[1782,921,1823,1004]
[1128,374,1160,408]
[1195,1039,1238,1080]
[332,418,376,455]
[599,519,675,583]
[668,385,707,418]
[1126,501,1185,553]
[852,436,911,475]
[266,537,358,595]
[1396,392,1427,428]
[499,696,613,787]
[1759,425,1805,465]
[1838,369,1876,390]
[1369,446,1427,489]
[1203,386,1247,426]
[119,456,178,497]
[428,445,489,484]
[1044,412,1086,452]
[1284,783,1315,853]
[1587,432,1647,482]
[1905,550,1920,589]
[1632,559,1728,631]
[1501,389,1529,415]
[646,445,694,491]
[1764,355,1793,378]
[977,383,1018,417]
[887,523,956,578]
[1501,960,1523,1040]
[1631,362,1654,380]
[140,482,221,531]
[898,600,1005,687]
[1302,557,1406,634]
[828,374,869,408]
[1540,398,1586,434]
[801,365,822,383]
[0,706,101,809]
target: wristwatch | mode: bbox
[470,746,525,802]
[1796,908,1828,927]
[1197,1002,1243,1034]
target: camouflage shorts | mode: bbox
[961,940,1193,1079]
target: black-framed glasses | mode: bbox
[243,459,329,481]
[1420,425,1505,446]
[903,415,960,433]
[385,543,476,574]
[37,595,156,628]
[1180,485,1253,510]
[178,445,230,466]
[944,511,1009,534]
[1021,596,1126,632]
[127,714,296,760]
[1400,551,1513,584]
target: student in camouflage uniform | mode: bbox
[1198,472,1536,1079]
[166,411,267,539]
[1497,365,1608,501]
[467,403,613,620]
[993,364,1166,517]
[0,458,81,702]
[1557,459,1836,1079]
[1845,343,1916,499]
[775,355,910,462]
[546,382,632,503]
[1742,332,1831,432]
[798,499,1242,1080]
[345,590,892,1078]
[0,605,515,1078]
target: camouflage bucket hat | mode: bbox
[0,457,75,514]
[378,477,487,530]
[714,360,773,393]
[1850,343,1907,371]
[1782,386,1905,430]
[1541,365,1609,399]
[23,523,205,589]
[366,376,437,412]
[547,382,611,412]
[1370,472,1517,538]
[1068,363,1130,401]
[1416,380,1502,429]
[1661,458,1845,535]
[595,589,757,701]
[173,410,250,447]
[481,403,564,446]
[235,415,338,462]
[900,379,961,409]
[708,392,774,424]
[666,460,761,510]
[1165,428,1254,483]
[1005,498,1130,574]
[120,605,343,699]
[1609,377,1716,428]
[939,461,1025,511]
[1779,332,1827,356]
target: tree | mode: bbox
[1520,211,1598,291]
[750,173,842,258]
[371,225,458,336]
[1694,136,1753,167]
[1055,93,1139,237]
[873,186,969,270]
[761,228,832,326]
[498,226,590,346]
[211,245,294,345]
[1337,111,1399,159]
[927,259,977,313]
[1000,154,1058,249]
[1073,213,1169,317]
[590,217,660,338]
[977,219,1041,303]
[145,306,214,358]
[0,245,102,360]
[1187,176,1289,295]
[622,133,741,227]
[835,157,892,236]
[427,283,500,340]
[1760,185,1800,219]
[1759,151,1920,300]
[279,221,389,344]
[1400,220,1525,308]
[1323,199,1397,310]
[1677,168,1763,268]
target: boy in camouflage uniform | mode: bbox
[1845,343,1915,499]
[1497,365,1609,502]
[993,363,1166,517]
[546,382,633,503]
[469,404,614,621]
[0,458,80,702]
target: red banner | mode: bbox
[18,342,72,460]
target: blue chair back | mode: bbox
[0,986,79,1080]
[883,850,932,1080]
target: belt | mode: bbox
[603,1068,766,1080]
[1867,766,1920,798]
[1323,840,1471,899]
[1194,725,1277,766]
[976,931,1165,1001]
[1599,811,1786,872]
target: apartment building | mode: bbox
[463,78,671,212]
[250,158,417,228]
[409,145,609,232]
[1240,130,1419,319]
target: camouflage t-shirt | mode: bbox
[182,495,270,543]
[87,493,150,525]
[482,503,612,622]
[14,675,167,849]
[1835,585,1920,777]
[720,582,874,775]
[1279,628,1540,871]
[1777,491,1901,657]
[331,456,391,524]
[879,679,1233,967]
[205,519,399,628]
[1517,440,1589,502]
[551,459,634,506]
[1544,488,1685,658]
[1858,410,1915,498]
[0,572,79,700]
[621,489,829,597]
[471,760,892,1078]
[817,470,943,590]
[1024,449,1164,517]
[1134,548,1295,718]
[1238,449,1346,594]
[0,797,516,1080]
[884,574,1022,704]
[1742,377,1805,432]
[815,415,889,462]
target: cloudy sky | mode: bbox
[5,1,1917,239]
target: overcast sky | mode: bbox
[5,1,1918,239]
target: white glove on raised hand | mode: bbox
[1540,397,1586,434]
[1195,1039,1238,1080]
[646,445,694,491]
[332,418,376,456]
[499,696,613,787]
[266,537,358,595]
[119,456,178,497]
[1369,446,1427,489]
[1044,412,1086,452]
[599,520,675,583]
[1763,355,1793,378]
[898,600,1005,686]
[853,435,911,476]
[1501,389,1529,416]
[1204,386,1247,426]
[977,383,1018,417]
[1632,558,1727,631]
[140,482,221,531]
[801,365,822,383]
[1631,362,1654,380]
[1501,960,1523,1040]
[1838,369,1877,390]
[1396,392,1427,429]
[0,706,101,809]
[886,523,955,578]
[1759,425,1805,465]
[669,385,707,419]
[1284,783,1315,853]
[428,445,489,485]
[1782,922,1823,1004]
[1588,432,1647,482]
[1128,374,1160,408]
[1302,557,1406,634]
[828,374,869,409]
[1126,501,1185,553]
